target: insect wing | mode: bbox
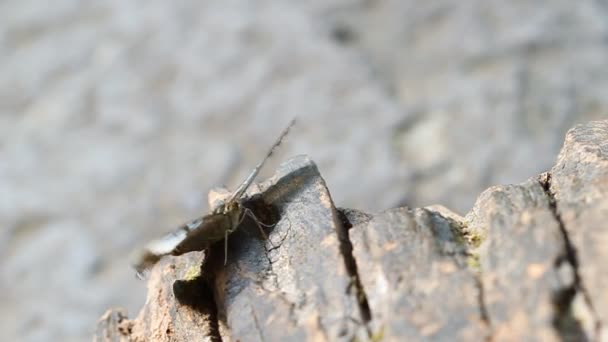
[132,213,226,276]
[172,212,232,256]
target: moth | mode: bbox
[133,119,295,277]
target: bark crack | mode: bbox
[205,279,224,342]
[262,251,299,326]
[335,208,373,338]
[428,209,493,340]
[250,301,266,342]
[474,275,493,341]
[539,172,603,341]
[260,215,300,326]
[174,253,224,342]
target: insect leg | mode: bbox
[224,229,229,265]
[224,207,250,265]
[243,207,277,248]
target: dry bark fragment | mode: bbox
[349,207,488,341]
[94,308,131,342]
[213,155,367,341]
[466,180,573,341]
[548,121,608,340]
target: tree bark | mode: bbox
[96,121,608,341]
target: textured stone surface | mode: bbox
[2,1,608,341]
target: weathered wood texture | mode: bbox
[348,207,488,340]
[96,121,608,341]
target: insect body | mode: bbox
[133,119,295,276]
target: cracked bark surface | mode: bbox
[96,121,608,341]
[348,207,488,340]
[467,178,575,341]
[548,120,608,340]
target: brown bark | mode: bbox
[96,121,608,341]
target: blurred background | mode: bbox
[1,0,607,340]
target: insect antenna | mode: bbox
[227,118,296,203]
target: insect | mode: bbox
[133,119,296,277]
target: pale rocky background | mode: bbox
[1,0,607,341]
